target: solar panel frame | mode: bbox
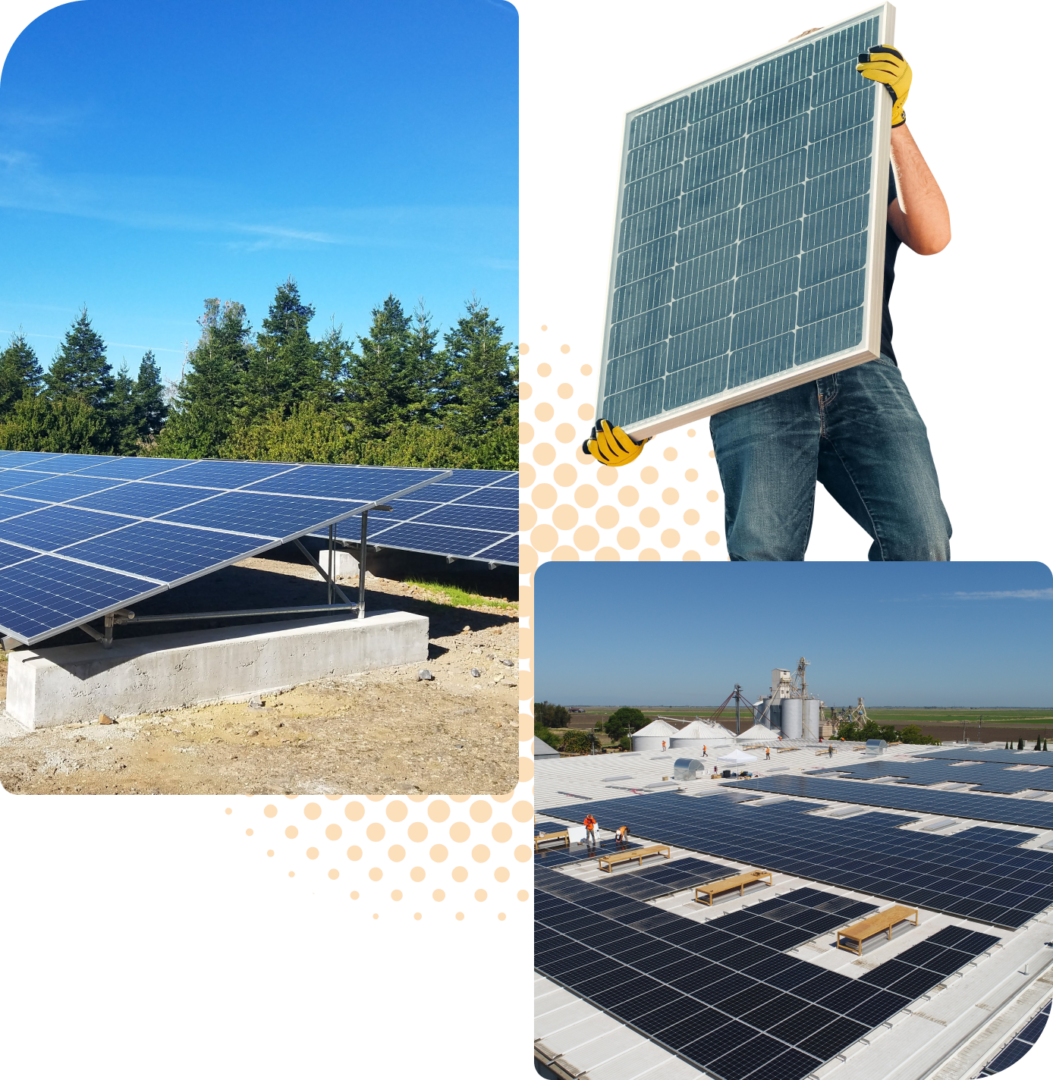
[594,4,895,439]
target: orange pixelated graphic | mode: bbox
[518,321,725,565]
[287,864,531,924]
[518,317,725,825]
[225,794,531,868]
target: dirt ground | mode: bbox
[0,555,519,796]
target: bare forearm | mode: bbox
[888,124,951,255]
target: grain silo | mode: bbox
[781,697,803,739]
[803,699,821,741]
[631,718,678,753]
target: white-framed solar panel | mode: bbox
[596,4,895,438]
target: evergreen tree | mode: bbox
[442,297,517,435]
[0,330,43,415]
[240,278,323,420]
[346,294,414,440]
[0,394,108,452]
[317,319,354,407]
[109,361,140,455]
[404,300,447,424]
[45,307,114,409]
[154,298,252,457]
[134,350,168,439]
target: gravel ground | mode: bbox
[0,559,519,795]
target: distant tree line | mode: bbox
[533,702,646,754]
[0,278,518,469]
[835,718,941,745]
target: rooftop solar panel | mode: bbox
[0,452,450,644]
[540,791,1053,928]
[726,774,1053,830]
[595,6,894,438]
[535,861,995,1078]
[816,757,1053,794]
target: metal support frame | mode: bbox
[70,508,397,648]
[355,504,391,620]
[292,538,354,606]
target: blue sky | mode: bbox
[0,0,518,383]
[520,1,872,349]
[534,562,1053,707]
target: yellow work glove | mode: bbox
[857,45,911,127]
[582,418,650,467]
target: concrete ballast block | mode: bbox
[6,609,428,730]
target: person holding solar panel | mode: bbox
[584,43,953,562]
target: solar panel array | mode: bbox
[597,7,890,435]
[572,855,740,902]
[542,792,1053,928]
[979,1001,1050,1075]
[727,774,1053,830]
[815,757,1053,795]
[923,748,1053,768]
[315,468,517,565]
[536,867,997,1080]
[0,451,449,644]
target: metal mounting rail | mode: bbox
[74,504,393,647]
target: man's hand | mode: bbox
[583,419,650,467]
[857,45,911,127]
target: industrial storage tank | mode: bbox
[631,718,678,753]
[782,698,803,739]
[670,719,734,756]
[757,696,781,730]
[803,699,821,741]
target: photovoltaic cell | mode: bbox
[0,474,123,502]
[68,482,217,519]
[597,7,892,437]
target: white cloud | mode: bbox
[950,589,1053,601]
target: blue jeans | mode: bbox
[709,356,951,561]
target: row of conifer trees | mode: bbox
[0,278,518,469]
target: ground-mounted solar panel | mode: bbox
[309,469,517,565]
[0,451,450,645]
[595,5,895,438]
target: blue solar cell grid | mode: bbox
[535,861,997,1079]
[541,791,1053,929]
[814,755,1053,794]
[312,469,518,565]
[726,774,1053,831]
[597,8,891,435]
[0,451,453,644]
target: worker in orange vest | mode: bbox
[584,813,597,849]
[615,825,631,848]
